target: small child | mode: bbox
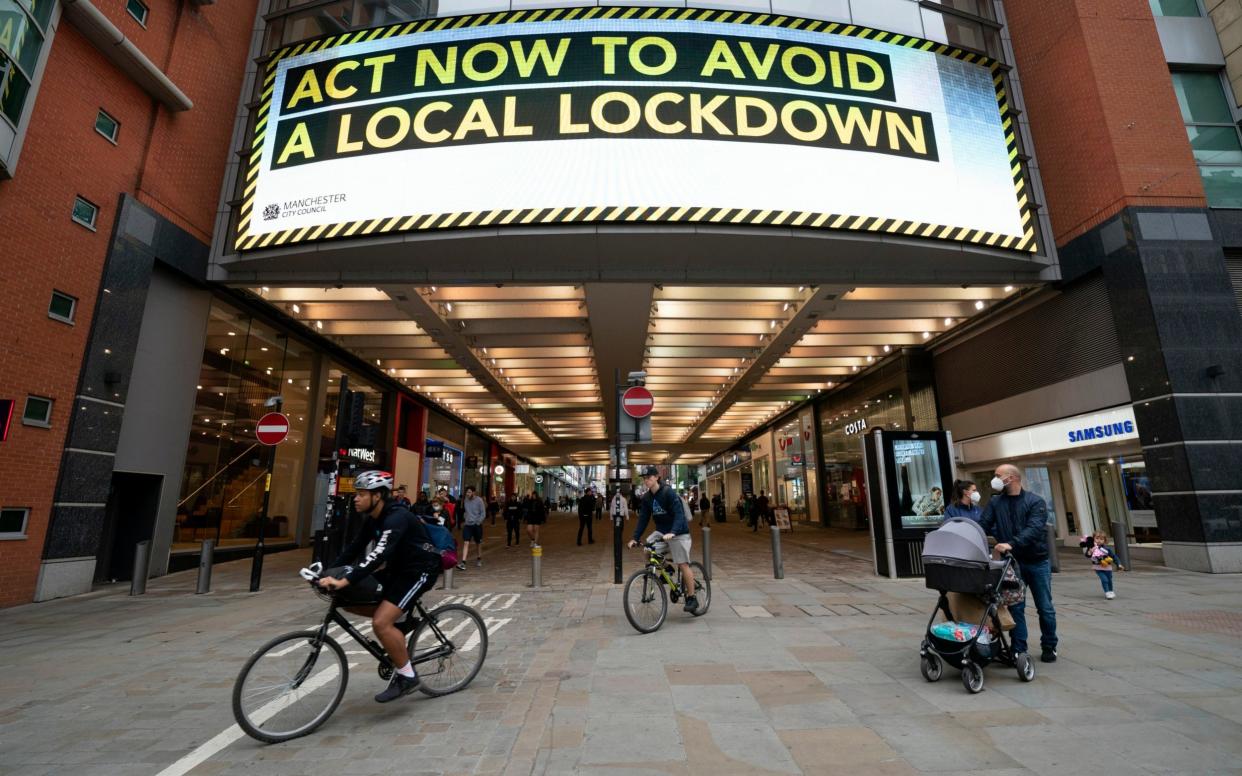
[1081,530,1119,599]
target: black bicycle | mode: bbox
[232,563,488,743]
[623,539,711,633]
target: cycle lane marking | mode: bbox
[154,661,360,776]
[156,614,511,773]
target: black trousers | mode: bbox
[577,515,594,544]
[505,518,521,545]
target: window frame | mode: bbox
[1149,0,1203,18]
[125,0,150,27]
[22,395,52,427]
[94,109,119,144]
[0,507,30,539]
[1171,69,1242,209]
[48,289,77,324]
[71,196,99,230]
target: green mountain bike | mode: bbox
[623,540,710,633]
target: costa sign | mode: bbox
[237,9,1034,253]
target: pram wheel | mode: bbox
[961,662,984,694]
[920,653,943,682]
[1015,652,1036,682]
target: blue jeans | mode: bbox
[1095,569,1114,593]
[1010,558,1057,654]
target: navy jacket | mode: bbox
[977,489,1049,564]
[944,502,982,521]
[633,484,689,541]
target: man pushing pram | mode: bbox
[919,517,1035,693]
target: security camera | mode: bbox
[627,370,647,383]
[264,395,284,408]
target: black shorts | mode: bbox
[378,568,438,613]
[525,515,545,525]
[463,524,484,543]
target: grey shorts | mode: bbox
[648,531,692,564]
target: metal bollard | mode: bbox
[529,545,543,589]
[130,540,151,596]
[1110,520,1132,571]
[196,540,214,594]
[438,567,455,590]
[770,525,784,580]
[1047,523,1060,573]
[701,525,712,581]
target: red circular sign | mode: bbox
[622,386,654,419]
[255,412,290,445]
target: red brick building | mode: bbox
[0,0,257,606]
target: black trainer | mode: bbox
[1040,648,1058,663]
[375,672,420,703]
[683,595,700,613]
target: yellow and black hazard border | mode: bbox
[234,6,1038,254]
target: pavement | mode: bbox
[2,512,1242,775]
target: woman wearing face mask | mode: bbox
[944,479,982,521]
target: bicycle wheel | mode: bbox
[688,561,711,616]
[232,631,348,744]
[410,603,488,696]
[623,569,667,633]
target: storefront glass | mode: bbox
[774,416,809,521]
[175,299,314,552]
[422,437,464,497]
[318,364,385,467]
[1086,454,1159,544]
[818,389,907,529]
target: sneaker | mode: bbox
[1105,591,1116,599]
[683,595,700,613]
[476,558,482,567]
[1040,648,1058,664]
[456,561,466,571]
[374,673,420,703]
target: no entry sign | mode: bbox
[255,412,290,445]
[621,386,654,419]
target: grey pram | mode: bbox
[919,518,1036,693]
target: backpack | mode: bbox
[422,522,458,570]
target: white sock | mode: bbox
[397,662,415,678]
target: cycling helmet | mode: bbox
[353,470,394,492]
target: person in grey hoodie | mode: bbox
[457,486,487,569]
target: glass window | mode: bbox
[1150,0,1201,16]
[22,395,51,425]
[94,110,119,143]
[0,506,29,536]
[1,0,44,74]
[1171,71,1242,208]
[48,290,76,323]
[71,196,98,229]
[125,0,148,26]
[0,52,32,126]
[176,300,315,553]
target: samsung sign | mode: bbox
[1067,419,1135,445]
[956,407,1141,465]
[237,8,1033,252]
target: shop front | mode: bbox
[954,406,1153,549]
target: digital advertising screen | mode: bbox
[237,7,1034,252]
[888,435,947,531]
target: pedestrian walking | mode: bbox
[945,479,981,521]
[979,464,1059,663]
[525,490,546,547]
[504,497,522,547]
[577,488,597,545]
[1081,529,1121,599]
[457,486,487,569]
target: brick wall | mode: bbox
[0,2,256,607]
[1006,0,1207,246]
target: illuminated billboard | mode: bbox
[236,7,1035,252]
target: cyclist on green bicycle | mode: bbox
[317,470,441,703]
[628,466,699,614]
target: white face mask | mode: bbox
[990,476,1005,493]
[970,490,981,505]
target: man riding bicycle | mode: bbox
[628,466,699,614]
[317,470,442,703]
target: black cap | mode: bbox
[640,466,660,478]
